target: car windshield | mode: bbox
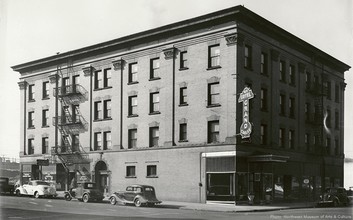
[84,183,96,189]
[34,181,50,186]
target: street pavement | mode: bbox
[56,191,317,213]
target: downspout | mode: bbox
[172,48,176,146]
[120,58,124,149]
[89,66,93,151]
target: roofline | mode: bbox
[11,5,350,73]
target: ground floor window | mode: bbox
[206,173,235,201]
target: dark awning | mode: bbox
[247,154,289,163]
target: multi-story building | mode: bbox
[12,6,350,204]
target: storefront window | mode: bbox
[274,175,284,200]
[237,173,248,201]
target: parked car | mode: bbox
[15,180,56,198]
[347,187,353,206]
[0,177,15,195]
[109,185,161,207]
[317,187,349,207]
[65,182,104,203]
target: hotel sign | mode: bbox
[238,87,254,139]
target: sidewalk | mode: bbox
[56,191,316,213]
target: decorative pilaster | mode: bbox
[271,49,280,61]
[163,46,175,60]
[112,59,125,71]
[18,81,27,90]
[82,65,94,76]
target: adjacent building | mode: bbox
[12,6,350,204]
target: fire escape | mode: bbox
[52,63,90,178]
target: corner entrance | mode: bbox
[94,161,110,196]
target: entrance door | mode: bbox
[206,173,235,201]
[94,161,109,195]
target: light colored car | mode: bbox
[15,180,57,198]
[110,185,161,207]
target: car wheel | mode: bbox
[34,191,40,199]
[82,194,90,203]
[134,198,142,207]
[16,190,21,197]
[110,196,117,205]
[64,194,72,201]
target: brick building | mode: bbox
[12,6,350,204]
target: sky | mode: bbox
[0,0,352,184]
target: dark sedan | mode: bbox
[109,185,161,207]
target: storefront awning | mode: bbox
[247,154,289,163]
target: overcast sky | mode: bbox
[1,0,352,161]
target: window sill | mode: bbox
[149,77,161,81]
[179,67,189,71]
[94,86,112,91]
[28,127,35,129]
[207,66,222,71]
[93,118,112,122]
[28,99,35,103]
[42,97,50,100]
[179,103,188,107]
[128,114,139,118]
[207,104,221,108]
[146,176,158,178]
[125,176,137,179]
[178,140,188,143]
[149,112,161,115]
[41,125,50,128]
[127,81,139,85]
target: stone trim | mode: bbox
[112,59,125,70]
[18,81,27,90]
[149,121,160,127]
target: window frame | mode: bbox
[207,120,219,143]
[279,61,286,82]
[28,84,35,101]
[126,166,136,178]
[28,111,35,128]
[179,87,188,106]
[28,138,34,155]
[244,45,252,69]
[289,65,296,85]
[207,82,220,107]
[42,109,49,127]
[94,101,102,120]
[42,137,49,154]
[128,95,138,116]
[208,44,221,69]
[103,68,112,88]
[150,58,160,80]
[260,52,268,75]
[260,88,267,111]
[279,128,285,148]
[260,124,267,145]
[128,129,137,149]
[179,123,188,142]
[146,165,157,178]
[180,51,188,69]
[103,131,111,150]
[149,126,159,147]
[42,81,49,99]
[128,62,138,84]
[103,99,112,119]
[149,92,160,114]
[94,132,102,151]
[94,70,103,89]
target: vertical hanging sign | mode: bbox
[238,87,254,139]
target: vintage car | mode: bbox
[317,187,349,207]
[15,180,56,198]
[0,177,14,195]
[65,182,104,203]
[109,185,161,207]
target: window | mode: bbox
[72,134,79,152]
[289,65,295,85]
[128,129,137,149]
[149,127,159,147]
[94,101,102,120]
[42,109,49,127]
[94,132,102,151]
[260,53,268,75]
[260,88,267,111]
[150,92,160,114]
[126,166,136,177]
[260,124,267,145]
[289,130,294,149]
[289,97,295,118]
[147,165,157,177]
[335,84,340,102]
[128,96,138,116]
[28,138,34,155]
[305,103,310,122]
[42,81,49,99]
[61,135,68,152]
[279,128,285,148]
[28,84,35,101]
[305,133,310,152]
[326,81,331,99]
[208,82,220,106]
[72,105,80,123]
[180,87,187,105]
[208,120,219,143]
[326,138,331,155]
[180,51,188,69]
[279,94,286,115]
[244,45,252,69]
[42,137,49,154]
[335,111,339,129]
[94,70,103,89]
[335,139,339,155]
[129,63,138,83]
[208,44,220,68]
[104,100,111,119]
[104,68,111,88]
[150,58,160,79]
[279,61,286,82]
[103,131,111,150]
[179,123,187,141]
[28,111,35,128]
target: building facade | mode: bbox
[12,6,350,204]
